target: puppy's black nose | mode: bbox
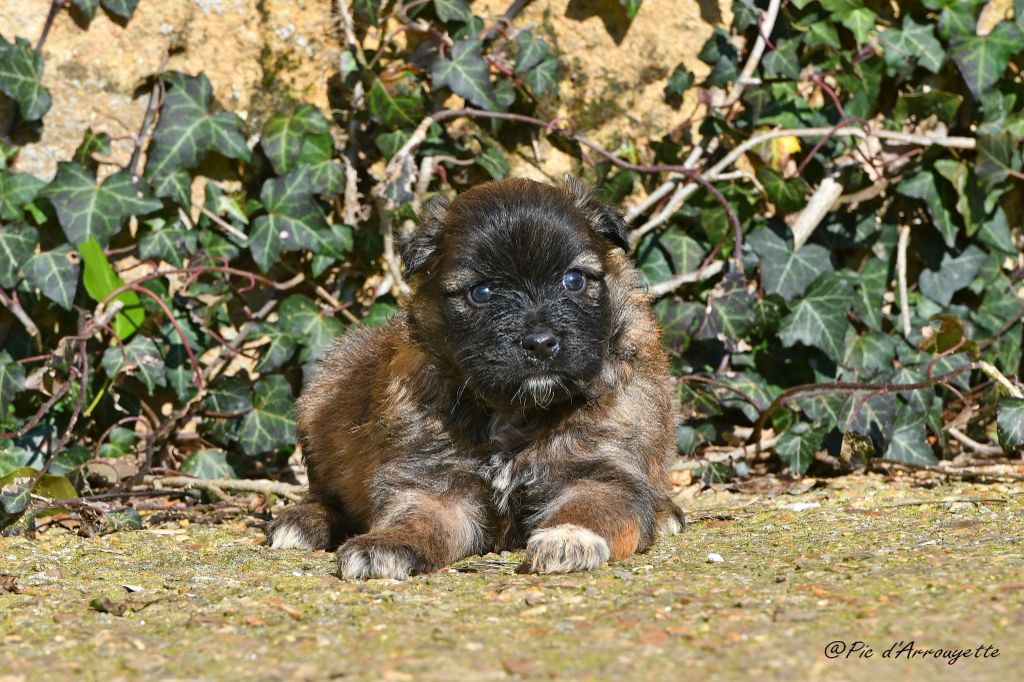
[522,330,559,360]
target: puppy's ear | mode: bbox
[399,195,450,276]
[562,175,630,254]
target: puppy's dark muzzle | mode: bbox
[522,330,560,361]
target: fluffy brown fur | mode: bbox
[267,177,683,578]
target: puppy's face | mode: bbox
[401,178,630,409]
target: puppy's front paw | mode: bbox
[523,524,611,574]
[336,536,425,580]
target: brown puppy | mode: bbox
[267,177,683,578]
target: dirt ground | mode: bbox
[2,473,1022,681]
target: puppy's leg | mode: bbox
[337,480,491,580]
[523,476,658,574]
[267,497,347,550]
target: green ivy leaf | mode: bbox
[515,31,552,74]
[976,133,1022,192]
[431,38,499,110]
[260,104,329,175]
[762,40,800,80]
[695,272,755,346]
[44,162,162,246]
[476,144,509,179]
[756,167,809,213]
[663,63,694,107]
[0,36,52,121]
[841,390,896,446]
[839,7,876,43]
[70,0,100,20]
[951,22,1024,99]
[779,273,853,361]
[997,398,1024,455]
[882,406,936,465]
[524,59,559,96]
[842,332,895,370]
[23,245,80,310]
[0,169,45,221]
[854,259,887,331]
[181,448,238,479]
[919,245,986,307]
[145,72,251,189]
[139,220,195,268]
[434,0,472,22]
[77,238,145,340]
[898,171,959,248]
[293,134,345,198]
[203,375,254,414]
[363,300,397,327]
[256,324,299,373]
[73,128,112,169]
[101,335,166,392]
[278,295,344,360]
[97,426,137,458]
[249,174,328,271]
[747,228,830,301]
[100,0,141,20]
[237,375,296,456]
[0,222,37,287]
[776,423,827,475]
[0,351,25,415]
[879,17,945,74]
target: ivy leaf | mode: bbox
[840,390,896,447]
[881,407,936,465]
[256,324,299,372]
[100,0,141,20]
[43,162,162,246]
[951,22,1024,99]
[0,37,52,121]
[23,245,80,310]
[139,220,195,268]
[249,175,328,271]
[237,376,297,456]
[476,144,509,179]
[97,426,137,458]
[260,104,329,175]
[997,398,1024,455]
[73,128,111,169]
[0,222,37,287]
[278,295,343,361]
[779,273,853,361]
[637,229,706,287]
[976,133,1022,192]
[843,332,895,371]
[695,271,755,347]
[854,259,888,331]
[663,64,694,107]
[839,7,876,43]
[77,239,145,340]
[293,134,345,198]
[898,171,959,248]
[747,228,830,301]
[515,31,552,74]
[145,72,251,188]
[70,0,100,20]
[762,39,800,80]
[0,351,25,414]
[203,375,254,414]
[0,170,45,221]
[366,77,423,129]
[918,245,986,307]
[756,167,809,213]
[433,0,472,23]
[879,17,945,74]
[101,335,166,392]
[524,59,559,96]
[181,449,237,479]
[798,392,847,431]
[776,423,827,475]
[363,300,396,327]
[431,38,499,110]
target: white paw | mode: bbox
[268,522,316,550]
[524,524,610,574]
[336,540,417,580]
[657,514,684,537]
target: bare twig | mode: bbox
[897,224,912,339]
[0,289,41,350]
[948,428,1004,457]
[145,476,303,502]
[647,260,725,298]
[789,175,843,250]
[720,0,781,107]
[978,361,1024,399]
[199,206,249,243]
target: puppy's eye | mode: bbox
[562,269,586,292]
[468,283,493,304]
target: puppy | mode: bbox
[267,177,684,578]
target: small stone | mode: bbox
[706,552,725,563]
[785,502,821,512]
